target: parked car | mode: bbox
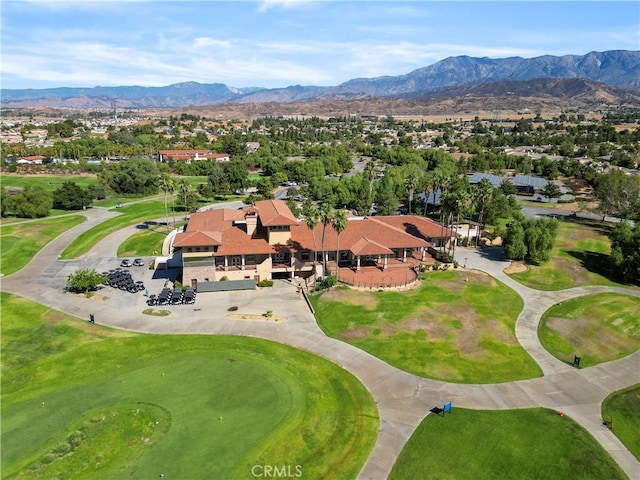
[120,259,132,267]
[133,258,144,267]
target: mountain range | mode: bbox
[2,50,639,109]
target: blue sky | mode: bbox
[1,1,638,90]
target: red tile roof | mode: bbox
[159,150,210,156]
[254,199,298,226]
[158,150,229,161]
[173,200,451,256]
[350,237,394,255]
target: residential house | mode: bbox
[158,150,230,163]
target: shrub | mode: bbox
[315,275,337,291]
[258,279,274,287]
[220,276,229,281]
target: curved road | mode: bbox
[2,209,639,480]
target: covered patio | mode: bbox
[330,250,436,289]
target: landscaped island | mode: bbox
[312,270,541,383]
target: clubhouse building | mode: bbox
[172,199,455,288]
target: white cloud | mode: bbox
[257,0,317,13]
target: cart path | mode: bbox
[2,219,639,480]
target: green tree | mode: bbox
[66,268,106,293]
[504,217,559,264]
[256,177,274,199]
[524,217,559,263]
[53,181,93,210]
[206,164,232,198]
[104,157,159,195]
[4,185,53,218]
[224,159,249,193]
[176,190,201,214]
[0,187,7,217]
[609,221,640,283]
[542,182,562,200]
[503,222,527,260]
[499,179,517,196]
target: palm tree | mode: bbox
[433,170,452,252]
[475,178,494,247]
[404,175,418,215]
[177,178,191,219]
[364,160,377,212]
[422,172,435,216]
[332,209,348,280]
[302,204,320,275]
[319,202,334,277]
[158,173,174,232]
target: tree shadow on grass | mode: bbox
[564,250,632,285]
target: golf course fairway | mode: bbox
[1,293,379,479]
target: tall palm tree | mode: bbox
[158,173,174,232]
[475,178,494,247]
[422,172,435,216]
[302,204,320,275]
[364,160,377,212]
[177,178,191,218]
[332,209,348,280]
[404,175,418,215]
[319,202,334,276]
[433,170,452,252]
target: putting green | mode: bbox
[1,294,378,480]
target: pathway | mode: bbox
[1,218,639,480]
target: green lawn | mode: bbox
[602,385,640,461]
[117,226,168,257]
[538,293,640,367]
[0,216,85,275]
[1,293,379,480]
[0,174,100,190]
[312,270,541,383]
[389,407,626,480]
[508,220,635,290]
[60,201,169,259]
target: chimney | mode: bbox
[245,210,258,236]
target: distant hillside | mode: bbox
[2,50,638,108]
[421,78,640,103]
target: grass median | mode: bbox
[602,385,640,461]
[312,270,541,383]
[60,201,168,259]
[0,215,85,275]
[390,407,626,480]
[538,293,640,367]
[1,292,379,480]
[117,226,168,257]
